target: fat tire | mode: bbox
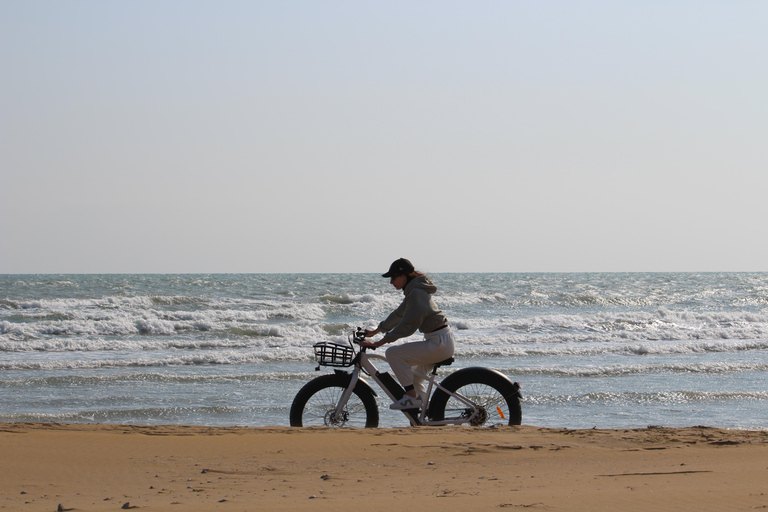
[290,373,379,428]
[429,367,522,426]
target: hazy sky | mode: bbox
[2,1,766,274]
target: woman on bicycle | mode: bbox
[359,258,455,410]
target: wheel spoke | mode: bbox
[444,383,512,426]
[301,385,371,427]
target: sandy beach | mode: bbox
[1,423,767,511]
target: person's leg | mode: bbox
[386,329,455,398]
[413,329,455,399]
[385,342,422,396]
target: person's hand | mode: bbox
[358,338,384,349]
[364,328,379,338]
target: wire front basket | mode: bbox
[313,341,355,367]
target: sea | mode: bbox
[1,273,767,430]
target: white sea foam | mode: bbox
[524,390,768,406]
[449,308,768,344]
[501,361,768,377]
[0,303,332,346]
[0,347,313,370]
[455,338,768,357]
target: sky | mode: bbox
[1,1,766,274]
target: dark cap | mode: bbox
[382,258,415,278]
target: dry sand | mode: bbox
[1,423,767,511]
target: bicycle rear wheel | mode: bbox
[429,367,522,426]
[290,374,379,428]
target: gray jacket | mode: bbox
[378,275,447,343]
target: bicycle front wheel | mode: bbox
[290,374,379,428]
[429,367,522,426]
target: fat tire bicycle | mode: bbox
[290,328,522,428]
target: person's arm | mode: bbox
[358,336,387,349]
[360,298,407,348]
[379,289,430,343]
[377,300,406,333]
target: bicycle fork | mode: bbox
[331,366,363,424]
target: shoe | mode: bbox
[390,395,423,410]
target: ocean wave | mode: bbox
[0,347,314,370]
[0,293,324,318]
[3,279,79,288]
[450,308,768,343]
[3,338,766,371]
[456,338,768,358]
[0,405,257,424]
[150,295,209,306]
[318,293,379,305]
[7,295,156,310]
[438,292,509,307]
[0,299,22,310]
[525,390,768,406]
[0,336,262,352]
[497,361,768,378]
[0,306,332,345]
[0,370,319,388]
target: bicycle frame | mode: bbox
[332,347,481,426]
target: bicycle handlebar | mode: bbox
[352,327,374,351]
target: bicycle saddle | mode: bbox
[433,357,454,368]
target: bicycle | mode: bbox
[290,328,522,427]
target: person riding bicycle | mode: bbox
[359,258,455,410]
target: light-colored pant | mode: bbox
[385,327,455,399]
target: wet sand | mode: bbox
[1,423,767,511]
